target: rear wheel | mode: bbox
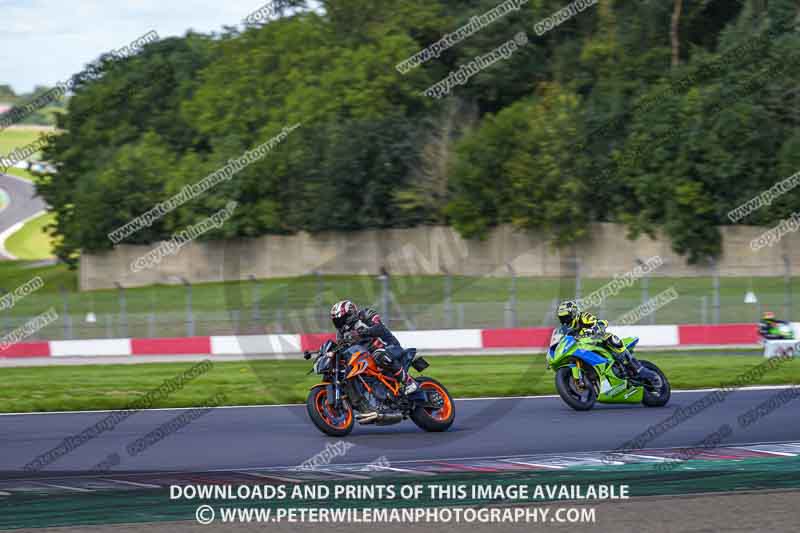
[639,360,671,407]
[410,377,455,432]
[306,385,354,437]
[555,367,597,411]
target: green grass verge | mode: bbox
[0,352,797,414]
[4,212,56,259]
[0,126,54,182]
[0,256,799,339]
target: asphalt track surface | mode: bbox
[1,388,798,473]
[0,172,46,258]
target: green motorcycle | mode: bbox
[761,322,795,340]
[546,329,671,411]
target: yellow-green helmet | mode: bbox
[557,300,580,328]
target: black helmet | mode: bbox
[330,300,358,330]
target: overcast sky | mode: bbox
[0,0,285,94]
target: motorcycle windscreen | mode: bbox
[548,334,575,364]
[313,354,332,374]
[555,335,576,356]
[623,337,640,350]
[319,339,335,354]
[549,328,564,349]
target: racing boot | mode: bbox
[376,348,418,395]
[606,334,658,383]
[394,367,418,395]
[622,351,660,384]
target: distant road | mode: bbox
[0,172,46,259]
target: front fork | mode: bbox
[571,360,585,384]
[570,360,600,394]
[328,354,344,409]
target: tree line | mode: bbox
[35,0,800,267]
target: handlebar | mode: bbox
[303,337,365,362]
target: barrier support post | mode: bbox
[784,255,792,320]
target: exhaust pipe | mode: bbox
[355,412,402,425]
[356,412,379,424]
[375,413,402,426]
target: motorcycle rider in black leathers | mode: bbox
[330,300,418,395]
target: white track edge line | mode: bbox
[0,384,796,416]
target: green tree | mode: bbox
[449,83,590,243]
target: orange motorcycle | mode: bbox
[304,339,455,436]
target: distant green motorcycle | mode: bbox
[760,322,795,341]
[546,329,671,411]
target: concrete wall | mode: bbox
[79,223,799,290]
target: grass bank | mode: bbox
[0,258,798,339]
[4,212,56,259]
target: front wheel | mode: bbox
[410,377,455,432]
[306,385,354,437]
[555,367,597,411]
[639,360,671,407]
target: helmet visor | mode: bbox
[558,313,573,326]
[332,315,348,329]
